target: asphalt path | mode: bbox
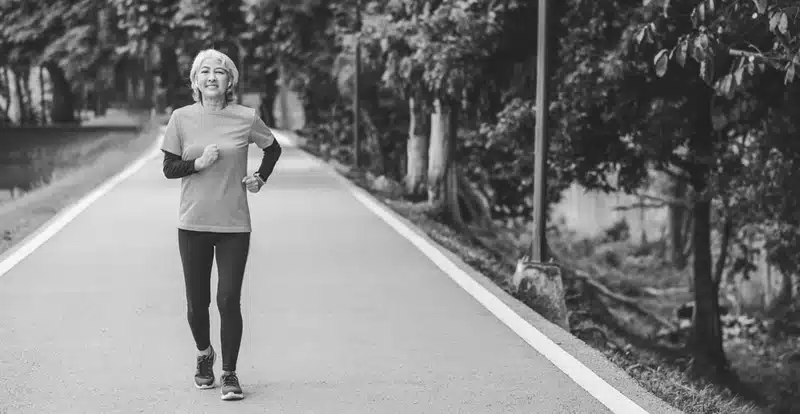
[0,131,678,413]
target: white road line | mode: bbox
[0,130,165,278]
[276,130,651,414]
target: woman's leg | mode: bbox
[178,229,215,351]
[214,232,251,373]
[178,229,218,389]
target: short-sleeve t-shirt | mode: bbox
[160,102,276,233]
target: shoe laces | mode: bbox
[196,352,213,377]
[222,372,240,388]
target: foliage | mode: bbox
[6,0,800,408]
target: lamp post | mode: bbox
[353,0,362,167]
[531,0,549,262]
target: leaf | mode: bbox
[733,66,745,86]
[752,0,767,14]
[700,58,714,86]
[719,74,734,98]
[785,63,796,85]
[747,57,756,75]
[635,26,647,45]
[697,2,706,26]
[654,49,669,76]
[676,37,689,67]
[770,11,780,31]
[779,12,789,35]
[692,32,710,63]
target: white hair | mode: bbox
[189,49,239,104]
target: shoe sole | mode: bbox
[195,382,215,390]
[221,391,244,401]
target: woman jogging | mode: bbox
[160,48,282,401]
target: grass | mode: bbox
[295,139,781,414]
[553,225,800,413]
[0,114,164,257]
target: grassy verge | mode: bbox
[0,115,165,257]
[294,137,774,414]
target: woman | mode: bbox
[160,48,282,401]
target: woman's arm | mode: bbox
[254,139,282,183]
[162,150,197,179]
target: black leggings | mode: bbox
[178,229,250,372]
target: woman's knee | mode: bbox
[217,291,242,316]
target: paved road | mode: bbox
[0,133,675,413]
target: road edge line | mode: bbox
[0,129,165,278]
[272,130,654,414]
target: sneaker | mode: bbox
[194,346,216,389]
[220,371,244,401]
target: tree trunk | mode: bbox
[445,162,464,228]
[259,70,278,127]
[127,58,139,107]
[159,45,185,109]
[427,98,463,227]
[427,98,450,210]
[688,86,728,379]
[358,106,386,175]
[667,176,689,269]
[445,101,464,228]
[405,96,429,199]
[94,6,111,116]
[279,82,292,130]
[44,62,77,124]
[457,170,494,228]
[143,47,155,111]
[13,68,29,125]
[0,67,11,123]
[38,66,47,124]
[21,69,35,124]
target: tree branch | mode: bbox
[728,48,787,70]
[657,166,692,185]
[570,269,679,331]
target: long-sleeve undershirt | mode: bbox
[162,139,282,181]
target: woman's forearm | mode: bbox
[162,150,197,179]
[255,140,282,182]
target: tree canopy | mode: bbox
[4,0,800,408]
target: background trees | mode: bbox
[4,0,800,409]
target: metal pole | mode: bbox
[353,1,362,167]
[532,0,549,262]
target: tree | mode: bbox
[0,0,123,124]
[373,0,503,227]
[113,0,185,110]
[637,0,800,379]
[242,0,284,125]
[549,0,800,378]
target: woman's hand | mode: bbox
[242,174,265,193]
[194,144,219,171]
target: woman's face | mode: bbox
[195,58,230,100]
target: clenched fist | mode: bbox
[242,174,265,193]
[194,144,219,171]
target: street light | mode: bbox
[353,0,362,167]
[532,0,549,262]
